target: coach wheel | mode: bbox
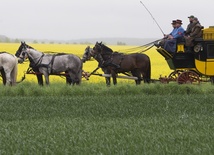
[168,70,183,81]
[177,71,200,84]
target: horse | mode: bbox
[0,52,18,86]
[16,42,44,85]
[82,46,112,85]
[90,42,151,85]
[15,42,83,85]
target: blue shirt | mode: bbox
[169,28,177,36]
[173,26,185,39]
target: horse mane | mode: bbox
[100,43,113,54]
[25,43,34,49]
[100,44,124,56]
[55,53,68,56]
[0,51,16,57]
[0,51,7,54]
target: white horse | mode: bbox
[0,52,18,86]
[16,42,82,85]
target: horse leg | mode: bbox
[36,75,44,86]
[33,68,43,86]
[111,71,117,85]
[74,69,82,85]
[144,60,151,83]
[67,70,82,85]
[1,69,6,85]
[131,70,141,85]
[142,67,151,83]
[102,68,111,86]
[5,71,12,86]
[65,71,72,85]
[10,61,18,86]
[105,77,111,86]
[42,72,50,85]
[44,75,50,85]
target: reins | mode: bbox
[117,39,160,53]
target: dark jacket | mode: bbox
[186,22,194,35]
[190,22,202,38]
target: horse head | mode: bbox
[15,42,29,63]
[15,42,35,63]
[82,46,93,63]
[93,42,113,55]
[15,41,25,57]
[92,42,102,54]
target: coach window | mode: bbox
[207,44,214,58]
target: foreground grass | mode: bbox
[1,82,214,96]
[0,83,214,154]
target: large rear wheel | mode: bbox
[177,71,200,84]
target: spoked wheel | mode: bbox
[168,70,183,81]
[177,71,200,84]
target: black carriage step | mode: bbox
[156,48,173,60]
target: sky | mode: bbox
[0,0,214,40]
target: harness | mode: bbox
[29,53,59,74]
[102,52,124,69]
[29,53,45,68]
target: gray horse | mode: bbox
[0,52,18,86]
[16,42,82,85]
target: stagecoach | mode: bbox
[157,26,214,84]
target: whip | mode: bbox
[140,1,165,35]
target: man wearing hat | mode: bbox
[184,17,202,49]
[185,15,195,36]
[166,20,177,38]
[164,19,185,53]
[155,20,177,47]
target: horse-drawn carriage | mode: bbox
[1,27,214,86]
[157,26,214,84]
[82,26,214,85]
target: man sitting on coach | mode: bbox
[155,20,177,48]
[163,19,185,53]
[184,17,203,52]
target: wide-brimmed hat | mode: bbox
[171,20,176,25]
[188,15,195,18]
[176,19,182,24]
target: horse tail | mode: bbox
[146,58,151,83]
[11,56,18,86]
[77,58,83,84]
[73,56,83,85]
[143,55,151,83]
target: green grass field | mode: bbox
[0,83,214,154]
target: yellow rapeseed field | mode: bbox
[0,43,172,84]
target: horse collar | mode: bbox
[30,53,45,67]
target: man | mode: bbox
[185,15,195,36]
[164,20,177,39]
[163,19,185,53]
[154,20,177,47]
[184,17,202,49]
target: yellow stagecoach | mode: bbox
[156,26,214,84]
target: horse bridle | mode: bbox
[17,48,28,62]
[19,47,45,67]
[91,45,106,65]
